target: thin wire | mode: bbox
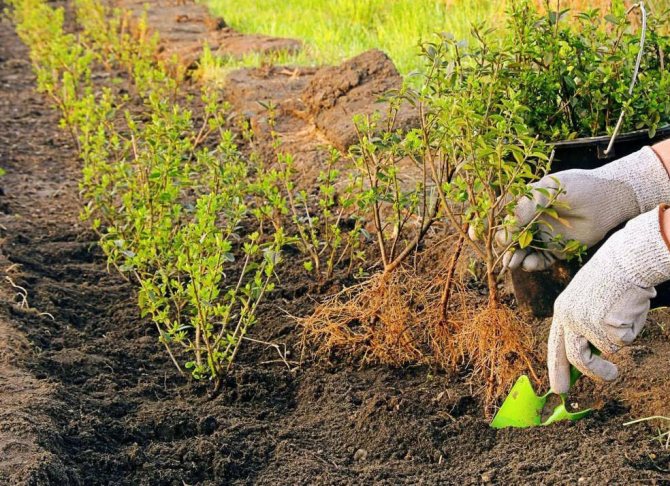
[604,2,648,156]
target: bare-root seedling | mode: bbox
[301,242,541,412]
[455,302,540,413]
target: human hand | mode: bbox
[547,206,670,394]
[497,147,670,272]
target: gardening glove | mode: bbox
[497,147,670,272]
[548,205,670,394]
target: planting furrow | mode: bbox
[0,0,668,484]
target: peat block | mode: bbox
[224,66,318,130]
[301,49,419,151]
[224,66,330,184]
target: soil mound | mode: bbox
[222,51,420,180]
[301,49,419,150]
[116,0,301,67]
[224,66,331,183]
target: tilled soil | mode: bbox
[1,7,669,486]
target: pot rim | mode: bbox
[551,124,670,149]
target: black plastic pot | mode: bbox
[512,125,670,317]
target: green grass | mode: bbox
[204,0,499,75]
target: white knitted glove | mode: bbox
[498,147,670,272]
[548,206,670,394]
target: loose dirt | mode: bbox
[1,4,669,485]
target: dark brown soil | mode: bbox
[1,6,669,486]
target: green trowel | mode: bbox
[490,366,593,429]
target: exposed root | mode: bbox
[5,276,57,321]
[300,240,466,367]
[625,416,670,450]
[242,336,300,372]
[300,243,542,413]
[6,276,29,309]
[300,271,428,367]
[455,303,540,414]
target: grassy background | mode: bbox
[203,1,664,76]
[204,0,500,75]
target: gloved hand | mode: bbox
[497,147,670,272]
[548,205,670,394]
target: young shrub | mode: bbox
[351,106,439,276]
[412,27,586,309]
[89,91,287,383]
[138,194,286,385]
[9,0,94,147]
[251,104,367,282]
[279,148,366,281]
[298,97,456,371]
[400,27,589,407]
[505,0,670,140]
[12,0,286,386]
[76,88,127,234]
[74,0,161,76]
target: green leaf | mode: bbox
[542,207,559,220]
[518,230,533,249]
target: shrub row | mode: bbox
[9,0,291,384]
[11,0,660,407]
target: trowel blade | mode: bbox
[490,375,547,429]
